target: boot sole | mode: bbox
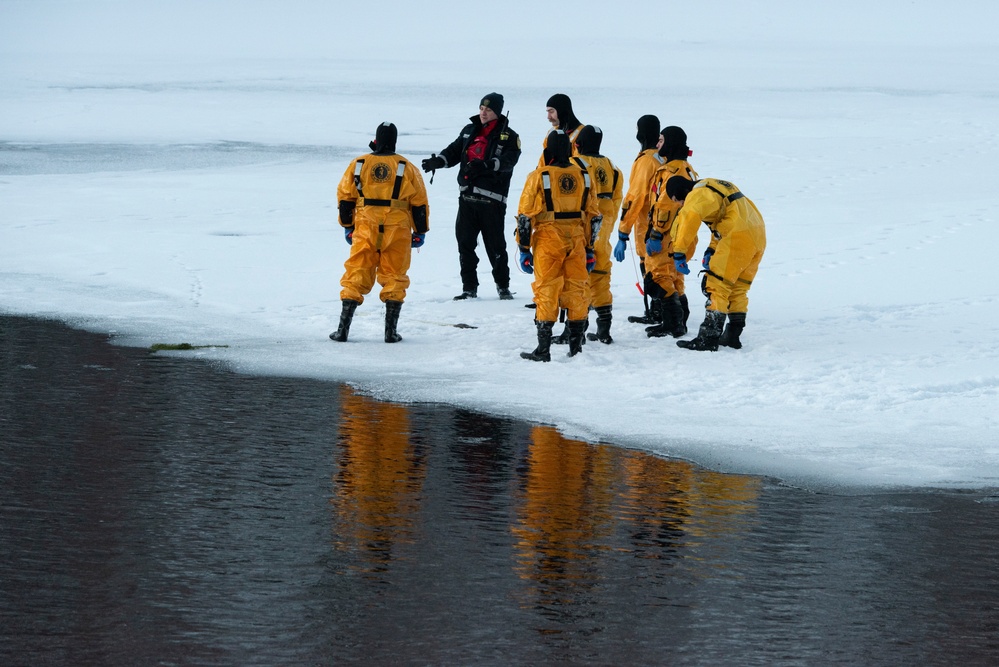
[676,341,719,351]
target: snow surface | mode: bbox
[2,0,998,491]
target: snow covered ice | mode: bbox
[2,0,998,491]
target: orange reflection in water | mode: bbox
[511,426,617,586]
[512,425,762,610]
[329,386,426,574]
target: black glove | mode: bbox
[465,159,488,178]
[421,155,445,173]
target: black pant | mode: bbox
[455,196,510,291]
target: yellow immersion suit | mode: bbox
[671,178,766,314]
[646,159,698,297]
[517,162,601,322]
[571,155,622,308]
[336,153,428,304]
[617,149,663,260]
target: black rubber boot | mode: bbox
[521,321,554,362]
[679,293,690,335]
[552,309,570,345]
[384,300,403,343]
[329,299,359,342]
[586,305,613,344]
[566,319,587,357]
[629,270,657,323]
[719,312,746,349]
[643,297,664,335]
[677,310,726,351]
[646,294,685,338]
[629,292,661,325]
[627,310,655,324]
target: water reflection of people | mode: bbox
[511,425,616,618]
[329,386,425,574]
[447,409,520,523]
[512,425,762,630]
[618,451,761,556]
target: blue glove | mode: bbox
[702,247,715,270]
[586,249,595,273]
[519,250,534,274]
[673,252,690,275]
[646,235,663,255]
[613,232,629,262]
[411,232,426,248]
[344,227,354,245]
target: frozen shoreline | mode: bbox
[3,1,999,492]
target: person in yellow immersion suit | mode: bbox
[329,122,430,344]
[541,94,587,344]
[538,93,584,167]
[613,114,665,325]
[643,126,698,339]
[665,175,766,351]
[571,125,623,345]
[516,129,602,361]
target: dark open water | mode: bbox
[2,315,998,666]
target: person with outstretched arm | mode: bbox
[421,93,521,301]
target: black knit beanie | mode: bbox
[480,92,504,115]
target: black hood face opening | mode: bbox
[369,122,398,154]
[544,130,572,166]
[575,125,602,155]
[658,125,689,160]
[547,93,579,130]
[636,115,661,150]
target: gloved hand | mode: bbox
[519,250,534,274]
[673,252,690,275]
[646,233,663,255]
[421,155,445,172]
[613,232,629,262]
[411,232,426,248]
[702,247,715,270]
[586,249,595,273]
[344,227,354,245]
[465,159,488,178]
